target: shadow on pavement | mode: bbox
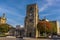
[16,38,25,40]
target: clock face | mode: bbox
[29,7,34,13]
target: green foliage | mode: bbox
[0,33,6,37]
[0,24,11,33]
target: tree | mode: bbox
[37,21,52,35]
[0,24,12,33]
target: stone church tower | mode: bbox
[25,4,39,37]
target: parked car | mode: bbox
[48,35,58,38]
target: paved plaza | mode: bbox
[0,37,60,40]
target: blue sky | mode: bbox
[0,0,60,27]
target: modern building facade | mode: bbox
[49,21,60,35]
[56,21,60,35]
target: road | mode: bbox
[0,37,60,40]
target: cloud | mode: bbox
[0,7,24,19]
[41,13,51,17]
[20,25,24,28]
[41,13,56,17]
[46,0,54,5]
[39,4,48,12]
[0,7,25,27]
[7,18,21,27]
[39,0,54,12]
[0,4,24,18]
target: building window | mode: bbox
[29,19,34,23]
[29,7,34,13]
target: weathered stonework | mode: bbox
[24,4,39,37]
